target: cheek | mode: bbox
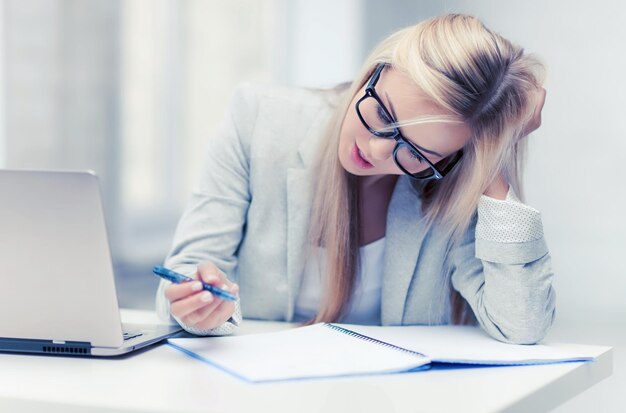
[339,108,364,144]
[338,112,359,170]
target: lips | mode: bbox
[358,147,371,163]
[351,143,374,169]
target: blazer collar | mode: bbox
[381,177,426,325]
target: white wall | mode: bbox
[283,0,364,87]
[2,0,122,252]
[363,1,626,326]
[0,0,5,168]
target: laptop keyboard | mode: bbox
[123,331,144,341]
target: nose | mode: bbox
[368,136,396,161]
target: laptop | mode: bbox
[0,170,182,356]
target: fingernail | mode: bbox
[201,292,213,303]
[191,282,203,291]
[204,273,218,283]
[221,284,229,291]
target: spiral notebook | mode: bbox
[167,323,604,383]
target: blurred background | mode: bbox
[1,1,624,410]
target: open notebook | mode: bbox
[167,323,606,383]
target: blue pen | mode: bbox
[152,265,237,302]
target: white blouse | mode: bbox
[294,237,386,325]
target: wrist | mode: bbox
[483,175,509,200]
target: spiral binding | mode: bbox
[324,323,427,358]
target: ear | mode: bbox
[521,87,547,137]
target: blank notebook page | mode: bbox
[338,324,603,365]
[168,323,429,382]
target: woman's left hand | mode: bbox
[484,87,546,199]
[521,87,547,137]
[483,174,509,200]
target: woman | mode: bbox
[156,14,554,344]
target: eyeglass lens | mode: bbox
[359,95,434,177]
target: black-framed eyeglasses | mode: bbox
[355,63,463,181]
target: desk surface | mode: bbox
[0,309,613,413]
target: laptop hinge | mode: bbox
[0,337,92,355]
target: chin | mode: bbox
[340,162,378,178]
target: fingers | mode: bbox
[531,87,546,127]
[197,261,224,283]
[165,278,203,302]
[197,263,239,296]
[165,261,239,330]
[184,298,236,329]
[164,262,239,304]
[197,263,236,288]
[170,290,216,322]
[536,87,546,110]
[173,285,239,329]
[522,87,547,137]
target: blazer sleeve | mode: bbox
[449,187,556,344]
[155,83,258,334]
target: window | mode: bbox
[1,0,363,307]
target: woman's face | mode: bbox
[338,66,472,179]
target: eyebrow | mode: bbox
[383,91,445,158]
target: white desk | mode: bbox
[0,309,612,413]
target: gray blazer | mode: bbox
[157,83,556,344]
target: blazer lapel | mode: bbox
[381,177,427,325]
[286,167,312,320]
[285,108,330,320]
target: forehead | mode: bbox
[377,67,471,154]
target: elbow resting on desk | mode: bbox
[494,311,556,345]
[477,292,557,345]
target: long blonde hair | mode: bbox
[307,14,546,324]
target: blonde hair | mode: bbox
[307,14,546,324]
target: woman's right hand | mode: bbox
[165,261,239,331]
